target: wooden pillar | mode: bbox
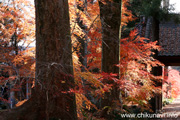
[151,66,163,113]
[163,66,169,99]
[157,66,163,112]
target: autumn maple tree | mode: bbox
[69,0,164,119]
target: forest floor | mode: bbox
[159,96,180,120]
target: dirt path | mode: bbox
[159,96,180,119]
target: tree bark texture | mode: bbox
[99,0,121,118]
[99,0,120,74]
[35,0,77,119]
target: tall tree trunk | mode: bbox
[99,0,122,118]
[0,0,77,119]
[35,0,77,119]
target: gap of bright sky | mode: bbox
[170,0,180,13]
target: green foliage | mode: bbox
[129,0,173,21]
[163,98,174,106]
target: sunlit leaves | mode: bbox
[0,0,35,103]
[69,0,164,115]
[119,28,163,110]
[163,69,180,99]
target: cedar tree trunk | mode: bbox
[99,0,122,118]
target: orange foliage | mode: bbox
[69,0,164,116]
[15,99,28,107]
[121,0,135,26]
[0,0,35,78]
[69,0,103,118]
[163,68,180,99]
[0,0,35,104]
[119,30,163,110]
